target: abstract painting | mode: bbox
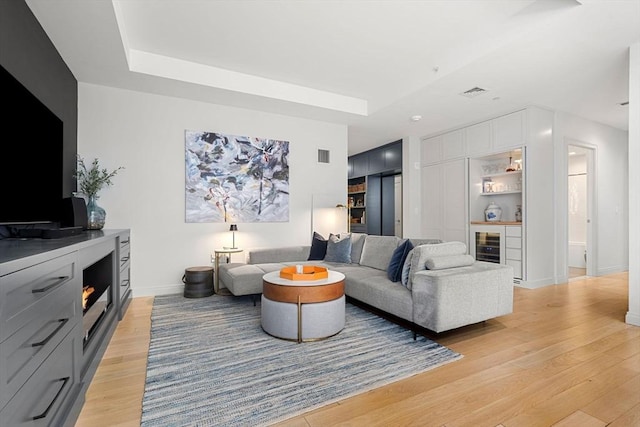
[185,130,290,223]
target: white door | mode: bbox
[567,143,596,279]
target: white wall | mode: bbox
[401,136,422,238]
[78,83,347,296]
[554,112,629,280]
[627,41,640,326]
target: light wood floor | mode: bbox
[569,267,587,279]
[75,273,639,427]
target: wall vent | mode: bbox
[460,86,488,98]
[318,149,330,164]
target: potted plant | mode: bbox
[74,155,124,229]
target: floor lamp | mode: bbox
[335,204,351,233]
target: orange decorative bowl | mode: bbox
[280,265,329,281]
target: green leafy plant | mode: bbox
[75,155,124,198]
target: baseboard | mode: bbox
[625,311,640,327]
[597,266,629,276]
[133,284,184,297]
[514,277,556,289]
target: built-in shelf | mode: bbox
[480,190,522,196]
[471,221,522,225]
[481,171,522,179]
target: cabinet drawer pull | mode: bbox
[121,279,130,287]
[120,255,130,264]
[31,318,69,347]
[32,376,70,420]
[31,276,70,294]
[121,238,130,245]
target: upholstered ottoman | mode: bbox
[261,270,346,342]
[218,262,284,295]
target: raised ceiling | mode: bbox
[27,0,639,154]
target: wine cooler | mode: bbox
[470,225,505,265]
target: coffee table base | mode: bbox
[261,295,345,343]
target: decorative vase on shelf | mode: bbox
[485,201,502,222]
[515,205,522,222]
[86,195,106,230]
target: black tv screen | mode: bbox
[0,65,64,225]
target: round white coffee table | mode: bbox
[261,269,345,343]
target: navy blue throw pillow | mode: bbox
[387,239,414,282]
[308,232,328,260]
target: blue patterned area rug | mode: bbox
[141,294,462,426]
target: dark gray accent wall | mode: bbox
[0,0,78,196]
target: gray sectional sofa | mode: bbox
[218,234,514,333]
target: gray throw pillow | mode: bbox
[324,233,352,263]
[401,248,414,288]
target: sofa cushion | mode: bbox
[425,254,475,270]
[219,262,284,295]
[359,235,401,271]
[349,232,367,264]
[308,232,328,260]
[408,241,467,289]
[409,238,443,247]
[345,271,413,323]
[400,248,414,287]
[387,239,414,282]
[249,246,310,264]
[324,233,352,263]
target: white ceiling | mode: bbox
[26,0,639,155]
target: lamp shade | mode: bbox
[229,224,238,232]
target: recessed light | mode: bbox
[410,115,422,122]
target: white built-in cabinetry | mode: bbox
[505,225,523,279]
[421,159,467,243]
[469,224,523,280]
[420,107,555,287]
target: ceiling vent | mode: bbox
[460,87,489,98]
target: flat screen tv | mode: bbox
[0,64,65,225]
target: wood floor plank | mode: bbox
[75,274,640,427]
[551,410,606,427]
[607,402,640,427]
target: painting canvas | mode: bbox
[185,130,290,223]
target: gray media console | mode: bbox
[0,229,131,426]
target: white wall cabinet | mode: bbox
[493,110,526,150]
[420,106,555,288]
[464,121,492,156]
[421,135,443,165]
[423,109,527,164]
[421,130,465,165]
[421,159,467,243]
[442,130,465,160]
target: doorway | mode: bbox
[394,175,402,237]
[381,173,402,236]
[567,143,596,279]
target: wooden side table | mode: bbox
[213,248,243,294]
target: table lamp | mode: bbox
[228,224,238,249]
